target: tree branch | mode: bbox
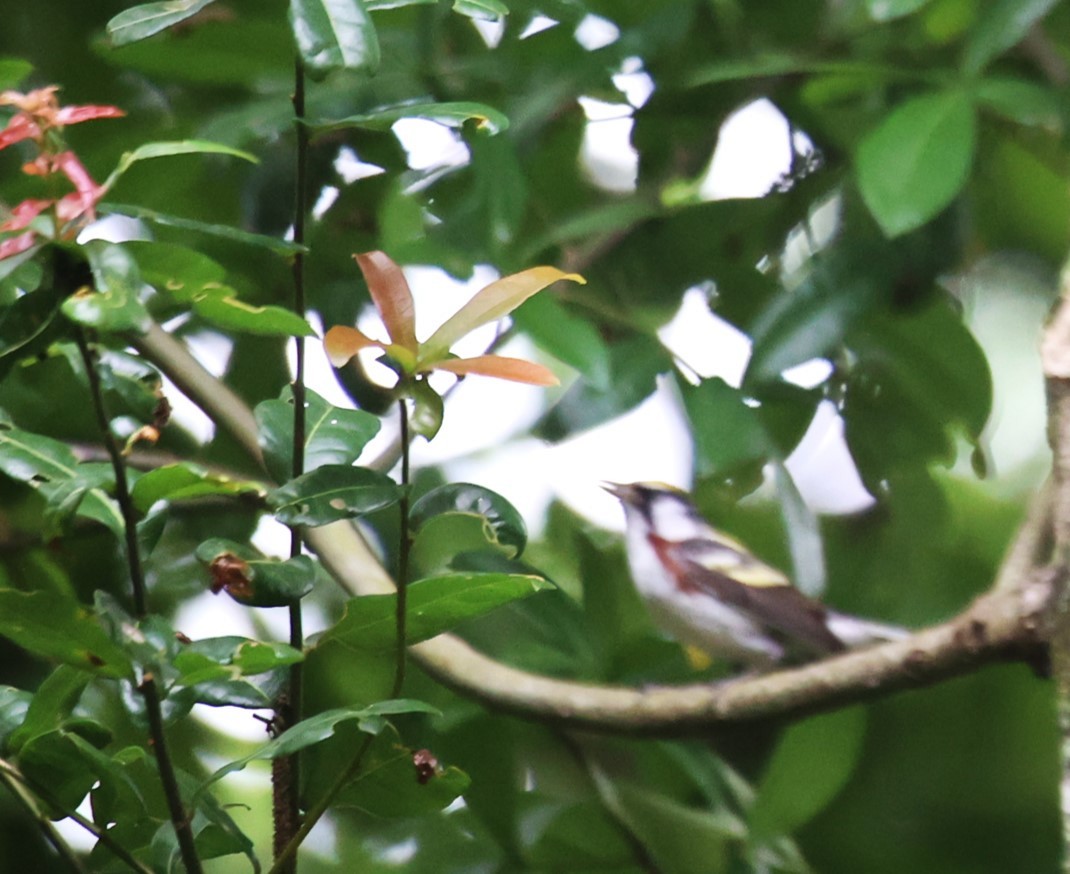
[136,318,1053,737]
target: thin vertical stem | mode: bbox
[392,397,411,699]
[74,331,202,874]
[74,332,147,618]
[274,53,309,873]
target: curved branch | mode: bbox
[136,319,1052,736]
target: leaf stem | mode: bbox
[73,330,203,874]
[392,397,411,699]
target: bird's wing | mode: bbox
[649,534,846,656]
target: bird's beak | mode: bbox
[601,481,629,501]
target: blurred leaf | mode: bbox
[18,730,99,815]
[513,293,611,389]
[130,462,265,514]
[289,0,380,76]
[63,241,150,333]
[677,375,770,477]
[772,462,826,598]
[8,666,90,753]
[0,59,32,89]
[334,725,470,815]
[313,101,509,135]
[865,0,929,21]
[0,284,68,381]
[962,0,1059,72]
[352,250,418,357]
[975,77,1064,129]
[421,267,585,364]
[0,687,31,750]
[101,204,305,255]
[592,768,744,873]
[195,538,316,607]
[106,0,218,46]
[255,387,382,483]
[537,335,671,441]
[452,0,508,19]
[749,708,867,840]
[844,296,992,482]
[102,140,257,192]
[365,0,436,7]
[318,573,553,652]
[856,90,976,237]
[0,423,124,537]
[433,354,559,385]
[192,293,315,337]
[0,590,133,678]
[198,700,439,793]
[411,483,524,550]
[269,464,400,526]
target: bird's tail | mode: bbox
[826,612,910,649]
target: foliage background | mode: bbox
[0,0,1065,871]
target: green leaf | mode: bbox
[192,293,315,337]
[128,241,227,301]
[0,424,124,537]
[170,637,302,708]
[975,77,1064,129]
[591,770,743,872]
[677,375,770,477]
[195,539,316,607]
[772,462,826,599]
[100,204,306,255]
[864,0,929,21]
[0,590,133,678]
[197,700,439,794]
[289,0,380,76]
[19,730,100,815]
[102,140,257,192]
[8,666,90,753]
[962,0,1059,73]
[255,387,382,483]
[318,572,552,652]
[0,687,30,750]
[749,708,867,839]
[334,726,470,815]
[407,378,444,440]
[0,284,68,381]
[63,242,150,333]
[106,0,218,46]
[0,59,32,90]
[452,0,508,20]
[364,0,435,7]
[269,465,400,526]
[130,462,265,514]
[513,292,611,389]
[313,100,509,135]
[856,90,976,237]
[844,296,991,482]
[745,269,877,388]
[410,482,527,568]
[536,335,671,441]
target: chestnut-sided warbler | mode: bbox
[604,482,908,668]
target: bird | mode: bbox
[603,481,909,669]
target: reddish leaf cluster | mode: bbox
[0,86,124,259]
